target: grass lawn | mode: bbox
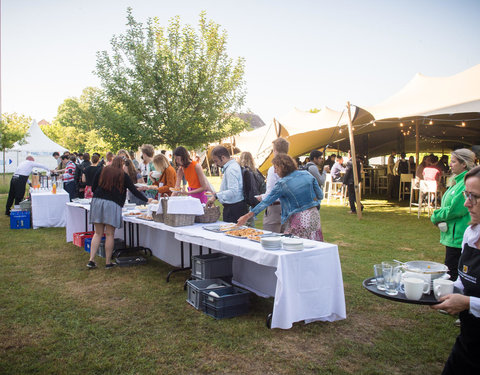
[0,178,458,374]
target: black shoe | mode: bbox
[105,262,116,269]
[87,261,97,269]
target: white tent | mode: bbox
[2,120,67,172]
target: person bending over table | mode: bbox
[207,145,247,223]
[431,165,480,374]
[138,153,176,198]
[5,156,53,216]
[172,146,210,203]
[123,159,145,205]
[237,154,324,240]
[431,149,476,281]
[87,156,151,270]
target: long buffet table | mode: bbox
[65,202,346,329]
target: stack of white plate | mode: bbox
[281,238,304,251]
[261,236,282,250]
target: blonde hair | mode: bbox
[153,153,170,173]
[239,152,256,171]
[452,148,476,172]
[272,137,289,154]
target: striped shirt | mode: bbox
[63,161,76,183]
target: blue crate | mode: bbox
[10,211,31,229]
[84,237,122,258]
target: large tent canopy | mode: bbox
[235,64,480,173]
[2,120,67,172]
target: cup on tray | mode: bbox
[374,264,385,291]
[403,277,430,300]
[382,262,402,296]
[433,279,454,300]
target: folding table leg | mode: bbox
[166,241,193,282]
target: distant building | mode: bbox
[235,113,265,129]
[38,119,51,126]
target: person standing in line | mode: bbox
[431,149,476,281]
[172,146,210,203]
[239,151,265,227]
[304,150,327,189]
[129,150,140,171]
[5,156,52,216]
[207,145,247,223]
[431,165,480,374]
[387,150,396,198]
[63,155,77,201]
[257,138,290,232]
[140,153,177,197]
[82,153,102,199]
[343,155,363,214]
[87,156,150,269]
[237,154,324,240]
[52,152,61,168]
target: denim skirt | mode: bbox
[89,198,123,228]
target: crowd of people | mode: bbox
[5,140,480,372]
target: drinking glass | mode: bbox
[384,265,402,296]
[374,264,385,291]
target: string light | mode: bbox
[400,122,404,127]
[462,122,466,126]
[429,120,433,125]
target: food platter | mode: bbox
[225,228,265,239]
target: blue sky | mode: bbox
[2,0,480,124]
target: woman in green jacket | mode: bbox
[431,148,476,280]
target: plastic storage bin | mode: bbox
[191,253,233,280]
[73,231,95,247]
[10,210,31,229]
[186,279,231,310]
[202,286,251,319]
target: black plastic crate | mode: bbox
[202,286,251,309]
[115,256,147,267]
[186,279,231,310]
[191,253,233,280]
[190,274,233,284]
[204,303,249,319]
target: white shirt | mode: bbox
[454,224,480,317]
[260,165,280,202]
[14,160,50,176]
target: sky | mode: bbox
[2,0,480,125]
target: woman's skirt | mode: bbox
[188,187,208,204]
[284,206,323,241]
[89,198,123,228]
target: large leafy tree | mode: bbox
[46,87,114,153]
[1,113,31,175]
[95,9,248,149]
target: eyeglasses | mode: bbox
[463,191,480,205]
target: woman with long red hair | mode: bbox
[87,156,150,269]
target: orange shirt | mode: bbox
[153,166,177,196]
[183,161,202,189]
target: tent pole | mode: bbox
[346,102,362,220]
[415,121,420,167]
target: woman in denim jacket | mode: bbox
[237,154,324,240]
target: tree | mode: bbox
[95,9,248,150]
[47,87,114,153]
[1,113,31,176]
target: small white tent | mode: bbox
[2,120,67,172]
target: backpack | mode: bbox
[253,169,266,194]
[241,167,262,207]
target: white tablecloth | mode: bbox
[150,197,204,215]
[121,218,346,329]
[173,225,346,329]
[31,190,70,229]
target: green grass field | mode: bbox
[0,177,458,374]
